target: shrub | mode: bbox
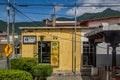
[10,57,38,72]
[0,69,33,80]
[31,64,53,80]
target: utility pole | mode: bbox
[73,3,77,75]
[52,7,56,27]
[6,0,10,68]
[12,0,16,58]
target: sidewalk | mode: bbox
[47,71,93,80]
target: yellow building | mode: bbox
[19,27,82,72]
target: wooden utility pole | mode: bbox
[12,0,16,58]
[6,0,10,68]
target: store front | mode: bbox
[19,27,82,72]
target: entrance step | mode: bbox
[47,71,82,80]
[47,75,82,80]
[81,65,91,76]
[47,71,93,80]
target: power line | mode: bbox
[10,4,42,26]
[21,11,73,17]
[15,3,120,7]
[1,2,120,7]
[0,3,7,5]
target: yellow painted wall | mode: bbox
[21,28,82,72]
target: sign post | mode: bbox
[4,44,13,68]
[5,44,13,57]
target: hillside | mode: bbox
[0,8,120,34]
[0,21,45,34]
[57,8,120,22]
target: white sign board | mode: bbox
[23,36,36,44]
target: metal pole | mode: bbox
[40,40,42,63]
[73,3,77,75]
[106,45,110,80]
[6,0,10,69]
[112,45,117,78]
[38,42,41,63]
[12,0,16,58]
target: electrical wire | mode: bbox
[0,3,7,5]
[15,3,120,7]
[21,11,73,18]
[1,2,120,7]
[10,4,42,26]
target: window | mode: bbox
[83,42,94,65]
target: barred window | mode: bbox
[83,42,94,65]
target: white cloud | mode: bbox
[66,6,107,16]
[66,0,120,16]
[53,5,64,12]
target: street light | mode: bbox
[38,35,45,64]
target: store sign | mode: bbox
[23,36,36,44]
[51,42,59,67]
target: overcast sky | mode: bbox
[0,0,120,22]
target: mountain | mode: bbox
[57,8,120,22]
[56,17,73,21]
[0,8,120,34]
[0,21,45,34]
[0,20,7,31]
[14,21,45,34]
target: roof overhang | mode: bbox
[85,24,120,44]
[19,26,96,30]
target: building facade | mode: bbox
[19,27,82,72]
[80,16,120,27]
[19,16,120,74]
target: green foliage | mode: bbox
[0,69,33,80]
[0,20,7,32]
[0,21,45,34]
[56,17,73,21]
[10,58,38,72]
[31,64,53,80]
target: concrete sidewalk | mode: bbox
[47,75,93,80]
[47,71,93,80]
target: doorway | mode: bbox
[38,41,51,63]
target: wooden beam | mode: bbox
[94,38,104,43]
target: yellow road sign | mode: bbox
[4,44,13,57]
